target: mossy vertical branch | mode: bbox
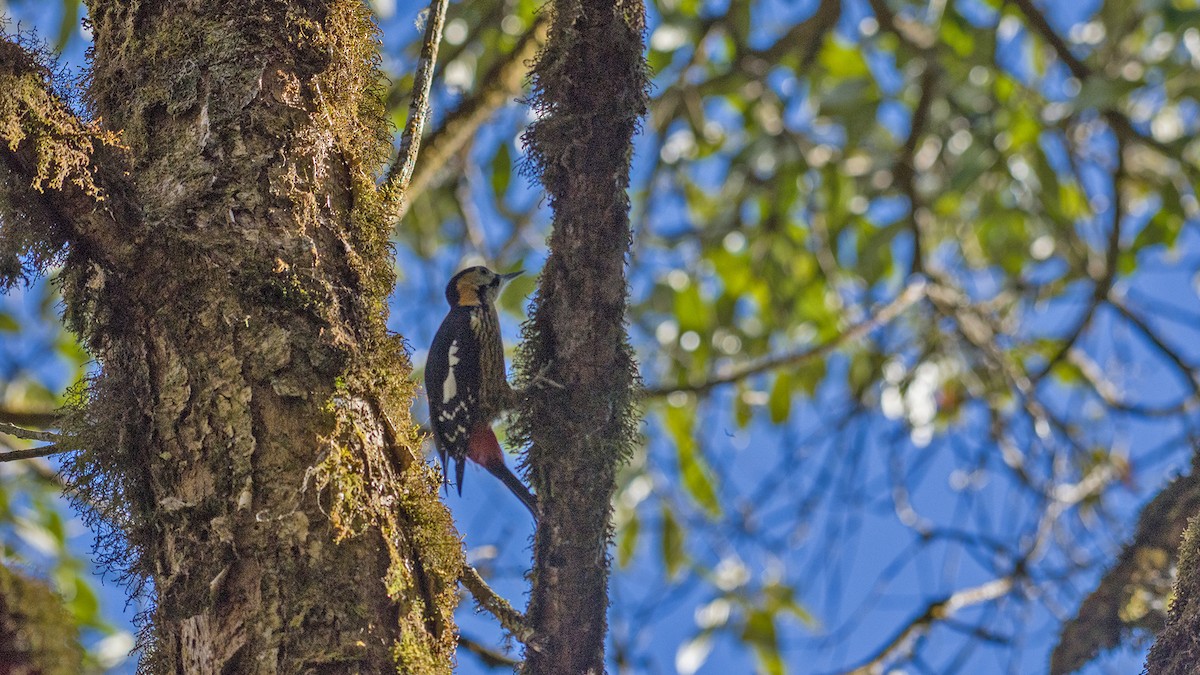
[510,0,648,670]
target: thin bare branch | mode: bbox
[460,563,534,644]
[0,407,60,428]
[843,577,1015,675]
[642,280,927,398]
[383,0,450,214]
[0,421,59,443]
[0,444,69,462]
[894,62,937,275]
[459,633,521,669]
[1009,0,1091,80]
[1109,296,1200,399]
[394,16,548,223]
[1032,138,1124,383]
[1009,0,1200,185]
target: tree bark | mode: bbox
[0,2,462,671]
[514,0,647,672]
[1145,484,1200,675]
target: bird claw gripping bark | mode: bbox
[531,361,564,390]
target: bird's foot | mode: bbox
[532,361,564,390]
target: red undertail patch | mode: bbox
[467,423,505,469]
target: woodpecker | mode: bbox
[425,266,537,519]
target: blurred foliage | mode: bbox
[0,276,129,672]
[0,563,83,674]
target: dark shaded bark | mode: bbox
[513,0,648,671]
[2,2,463,672]
[1055,457,1200,674]
[1146,515,1200,674]
[1145,455,1200,675]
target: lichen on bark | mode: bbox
[0,32,124,288]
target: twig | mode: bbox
[661,0,839,104]
[866,0,936,49]
[928,278,1086,458]
[642,280,927,398]
[0,406,60,428]
[894,62,938,275]
[0,445,70,462]
[1009,0,1200,185]
[383,0,451,215]
[394,16,549,223]
[1032,137,1124,382]
[0,422,60,443]
[1009,0,1090,80]
[1109,296,1200,398]
[843,577,1015,675]
[460,563,534,644]
[459,633,521,669]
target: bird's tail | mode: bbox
[486,462,539,522]
[469,424,539,522]
[437,447,451,495]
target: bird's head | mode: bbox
[445,266,523,307]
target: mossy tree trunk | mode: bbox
[513,0,648,671]
[1146,513,1200,674]
[2,1,462,672]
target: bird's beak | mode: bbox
[500,270,524,283]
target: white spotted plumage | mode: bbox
[442,340,460,404]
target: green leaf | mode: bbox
[666,406,722,517]
[0,312,19,332]
[1051,360,1084,386]
[768,372,792,424]
[939,18,976,58]
[818,80,875,116]
[741,610,784,675]
[763,581,818,628]
[55,0,82,52]
[734,385,752,428]
[675,283,708,332]
[491,141,512,202]
[1132,182,1184,254]
[1076,78,1141,110]
[618,512,640,568]
[45,510,66,548]
[648,48,674,74]
[819,40,869,79]
[794,360,827,398]
[661,505,686,579]
[499,273,536,315]
[69,576,101,627]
